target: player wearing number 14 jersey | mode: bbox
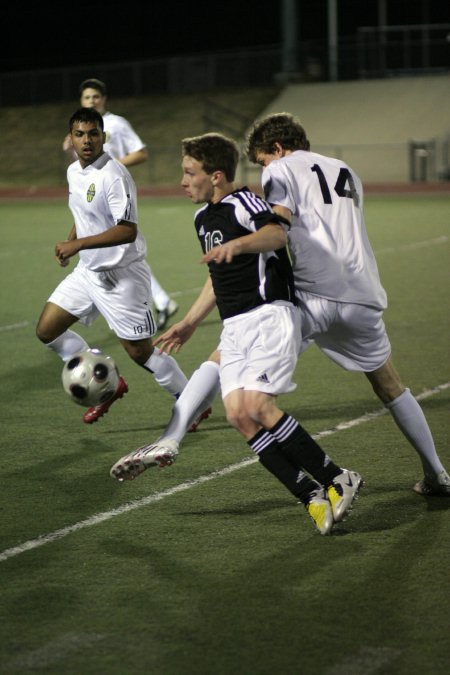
[262,146,386,311]
[246,112,449,496]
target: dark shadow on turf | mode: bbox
[175,498,292,517]
[110,421,231,435]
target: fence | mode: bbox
[1,24,449,107]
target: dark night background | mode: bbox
[2,0,448,74]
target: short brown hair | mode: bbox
[246,113,310,163]
[181,133,239,182]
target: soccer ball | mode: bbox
[62,348,120,407]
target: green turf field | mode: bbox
[0,194,449,675]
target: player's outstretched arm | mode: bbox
[201,222,287,264]
[154,277,216,354]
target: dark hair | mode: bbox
[79,78,107,96]
[246,113,310,162]
[69,107,104,132]
[181,133,239,181]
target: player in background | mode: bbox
[63,78,178,331]
[37,107,188,423]
[111,132,364,536]
[113,113,449,499]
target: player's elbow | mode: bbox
[275,228,288,248]
[120,222,138,243]
[134,149,149,165]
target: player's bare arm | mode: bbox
[202,222,287,264]
[119,148,149,167]
[55,221,137,263]
[155,276,216,353]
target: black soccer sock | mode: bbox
[269,413,341,485]
[248,429,319,499]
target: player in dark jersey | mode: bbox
[111,133,363,535]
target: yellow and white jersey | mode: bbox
[67,152,146,272]
[102,111,146,159]
[262,150,387,310]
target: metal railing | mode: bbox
[357,23,450,78]
[0,24,448,107]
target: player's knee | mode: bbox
[245,394,276,428]
[226,406,251,433]
[123,339,153,365]
[226,408,242,430]
[36,321,53,344]
[208,349,221,364]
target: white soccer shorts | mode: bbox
[297,291,391,372]
[218,302,301,400]
[47,259,157,340]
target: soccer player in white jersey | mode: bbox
[116,113,449,500]
[111,132,364,535]
[37,107,188,423]
[63,79,178,330]
[246,112,449,497]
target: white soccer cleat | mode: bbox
[413,470,450,497]
[326,469,364,522]
[110,439,179,482]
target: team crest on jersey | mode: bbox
[86,183,96,203]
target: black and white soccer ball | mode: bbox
[61,348,120,407]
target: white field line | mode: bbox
[324,646,401,675]
[374,235,448,255]
[0,320,30,332]
[1,381,448,564]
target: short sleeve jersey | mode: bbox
[261,150,387,309]
[102,111,146,160]
[67,152,146,271]
[194,187,296,320]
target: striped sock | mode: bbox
[269,413,341,485]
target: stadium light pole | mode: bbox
[328,0,338,81]
[281,0,299,78]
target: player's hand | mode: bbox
[55,240,80,266]
[62,134,73,151]
[201,241,242,264]
[154,320,197,354]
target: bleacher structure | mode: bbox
[237,74,450,185]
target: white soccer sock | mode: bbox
[385,388,444,475]
[160,360,221,443]
[45,330,89,362]
[144,347,188,398]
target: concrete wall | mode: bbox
[239,74,450,184]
